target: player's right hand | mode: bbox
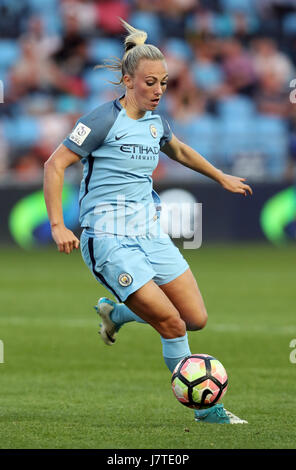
[51,224,80,254]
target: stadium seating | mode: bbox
[163,38,193,62]
[0,40,20,69]
[283,12,296,35]
[191,62,224,91]
[217,95,256,120]
[128,11,163,46]
[88,38,123,65]
[220,0,254,14]
[175,114,220,166]
[83,67,117,95]
[254,115,288,178]
[2,116,41,147]
[0,0,294,182]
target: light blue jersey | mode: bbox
[63,96,172,236]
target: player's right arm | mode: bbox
[44,144,81,254]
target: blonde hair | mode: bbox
[95,18,165,85]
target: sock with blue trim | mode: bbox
[160,333,191,373]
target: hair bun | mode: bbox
[125,42,136,52]
[119,17,147,53]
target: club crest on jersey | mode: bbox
[150,125,158,138]
[118,273,133,287]
[69,122,91,146]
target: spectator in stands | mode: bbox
[11,148,43,182]
[10,36,87,99]
[161,49,195,114]
[53,9,89,77]
[251,37,295,86]
[0,0,30,39]
[158,0,193,38]
[95,0,130,34]
[231,10,259,43]
[190,38,226,99]
[220,37,257,95]
[60,0,97,35]
[170,86,208,123]
[1,0,296,182]
[24,15,61,60]
[254,71,292,118]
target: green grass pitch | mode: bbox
[0,241,295,449]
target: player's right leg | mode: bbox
[91,274,193,368]
[79,230,161,344]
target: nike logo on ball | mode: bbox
[115,133,128,140]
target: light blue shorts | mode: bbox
[80,228,189,302]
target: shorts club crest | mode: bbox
[118,273,133,287]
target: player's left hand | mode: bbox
[219,173,253,197]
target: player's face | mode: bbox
[129,59,168,111]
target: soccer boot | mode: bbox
[194,404,248,424]
[94,297,117,346]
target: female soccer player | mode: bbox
[44,19,252,424]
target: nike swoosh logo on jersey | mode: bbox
[115,133,128,140]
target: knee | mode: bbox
[159,315,186,339]
[187,310,208,331]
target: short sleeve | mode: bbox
[63,101,120,158]
[159,117,172,149]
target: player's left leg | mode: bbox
[158,268,208,331]
[80,230,154,345]
[159,269,248,424]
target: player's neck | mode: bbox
[120,95,146,120]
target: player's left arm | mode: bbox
[161,134,253,197]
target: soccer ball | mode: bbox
[171,354,228,409]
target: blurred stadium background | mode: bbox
[0,0,296,247]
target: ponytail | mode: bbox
[120,18,147,53]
